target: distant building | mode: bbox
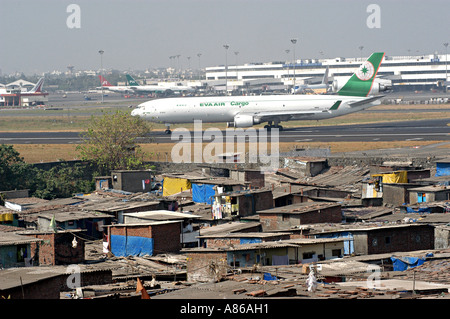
[258,202,342,231]
[229,168,265,188]
[111,170,155,193]
[212,189,273,219]
[184,237,345,282]
[122,210,202,247]
[0,231,42,268]
[0,266,112,299]
[23,229,86,266]
[314,224,435,256]
[37,208,112,239]
[107,221,182,257]
[409,185,450,204]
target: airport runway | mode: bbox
[0,118,448,144]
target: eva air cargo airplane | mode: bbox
[131,52,385,134]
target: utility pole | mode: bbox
[444,42,448,93]
[98,50,104,103]
[291,38,297,93]
[223,44,229,95]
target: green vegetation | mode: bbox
[0,144,94,199]
[76,110,154,175]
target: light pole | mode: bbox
[197,53,202,80]
[223,44,229,95]
[291,38,297,93]
[176,54,181,78]
[444,42,449,93]
[285,49,290,91]
[98,50,104,103]
[359,46,364,62]
[234,51,239,82]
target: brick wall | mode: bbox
[29,233,54,265]
[27,232,85,266]
[151,222,181,254]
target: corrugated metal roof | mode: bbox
[0,231,43,246]
[123,210,202,220]
[258,201,339,214]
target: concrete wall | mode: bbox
[435,226,450,249]
[186,251,228,282]
[409,189,450,204]
[237,191,273,217]
[111,170,154,193]
[382,184,412,206]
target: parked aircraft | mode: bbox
[294,66,329,94]
[126,74,195,95]
[131,52,386,134]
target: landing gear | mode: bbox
[164,124,172,134]
[264,121,283,131]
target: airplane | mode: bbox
[0,77,48,106]
[21,77,46,95]
[131,52,386,134]
[293,66,329,94]
[0,77,45,95]
[98,75,134,94]
[126,74,195,95]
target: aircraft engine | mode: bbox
[332,78,391,94]
[234,114,255,128]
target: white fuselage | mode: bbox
[103,86,133,93]
[131,94,379,126]
[134,85,195,93]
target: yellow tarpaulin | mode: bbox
[372,171,408,184]
[0,213,13,222]
[163,177,192,196]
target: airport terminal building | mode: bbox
[204,53,450,94]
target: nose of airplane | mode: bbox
[131,107,141,117]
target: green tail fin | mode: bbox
[338,52,385,97]
[126,74,140,86]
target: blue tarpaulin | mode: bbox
[192,183,216,204]
[390,256,426,271]
[111,235,154,257]
[263,273,277,281]
[240,238,262,245]
[406,206,432,214]
[436,162,450,177]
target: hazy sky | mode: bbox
[0,0,449,75]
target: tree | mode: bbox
[77,110,153,174]
[0,144,36,191]
[33,163,94,199]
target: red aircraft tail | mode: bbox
[98,75,112,87]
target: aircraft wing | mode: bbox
[347,95,384,107]
[240,101,342,123]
